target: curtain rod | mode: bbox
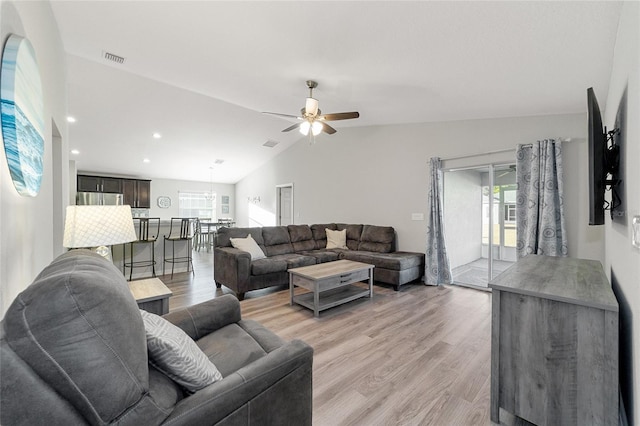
[441,147,514,162]
[440,138,574,162]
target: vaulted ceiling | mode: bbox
[51,1,622,183]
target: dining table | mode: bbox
[199,220,236,251]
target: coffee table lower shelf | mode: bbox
[293,285,370,314]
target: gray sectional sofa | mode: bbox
[214,223,425,300]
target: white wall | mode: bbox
[443,169,482,269]
[0,1,68,318]
[148,178,235,221]
[236,113,601,262]
[603,2,639,423]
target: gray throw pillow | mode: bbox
[140,309,223,392]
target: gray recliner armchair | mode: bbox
[0,250,313,425]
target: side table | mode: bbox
[128,277,173,315]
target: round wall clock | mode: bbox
[157,196,171,208]
[1,34,44,197]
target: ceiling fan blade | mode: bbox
[263,112,302,120]
[321,122,337,134]
[318,112,360,121]
[282,122,302,132]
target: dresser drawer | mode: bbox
[338,269,370,284]
[314,268,370,291]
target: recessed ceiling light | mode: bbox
[152,132,162,139]
[143,158,150,163]
[71,149,80,155]
[67,116,76,123]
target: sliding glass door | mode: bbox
[444,163,517,288]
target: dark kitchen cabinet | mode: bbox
[77,175,100,192]
[77,174,151,208]
[136,180,151,208]
[77,175,122,193]
[123,179,151,208]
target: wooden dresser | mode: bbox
[489,255,618,425]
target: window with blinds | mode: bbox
[178,191,216,219]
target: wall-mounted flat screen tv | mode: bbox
[587,88,606,225]
[587,87,621,226]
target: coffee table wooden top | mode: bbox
[288,259,374,279]
[128,277,172,303]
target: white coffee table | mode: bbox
[289,259,374,317]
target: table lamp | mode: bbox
[63,205,137,261]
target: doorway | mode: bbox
[51,120,65,257]
[276,183,294,226]
[443,163,517,288]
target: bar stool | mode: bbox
[163,217,195,278]
[193,218,210,252]
[206,221,217,252]
[123,218,160,281]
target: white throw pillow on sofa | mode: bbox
[326,228,348,249]
[230,234,266,260]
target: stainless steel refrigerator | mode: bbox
[76,192,124,206]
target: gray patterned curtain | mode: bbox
[515,140,568,258]
[425,157,452,285]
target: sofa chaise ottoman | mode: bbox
[214,223,425,300]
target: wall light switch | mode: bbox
[632,216,640,249]
[411,213,425,221]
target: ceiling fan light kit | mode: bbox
[299,121,311,135]
[263,80,360,142]
[299,120,323,136]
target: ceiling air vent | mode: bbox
[263,140,279,148]
[103,51,125,64]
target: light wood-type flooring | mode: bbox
[160,250,493,425]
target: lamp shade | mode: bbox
[63,205,137,248]
[299,121,311,135]
[311,121,323,136]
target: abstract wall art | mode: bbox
[1,34,44,197]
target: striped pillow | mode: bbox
[140,309,223,392]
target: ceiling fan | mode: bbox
[263,80,359,138]
[497,165,517,178]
